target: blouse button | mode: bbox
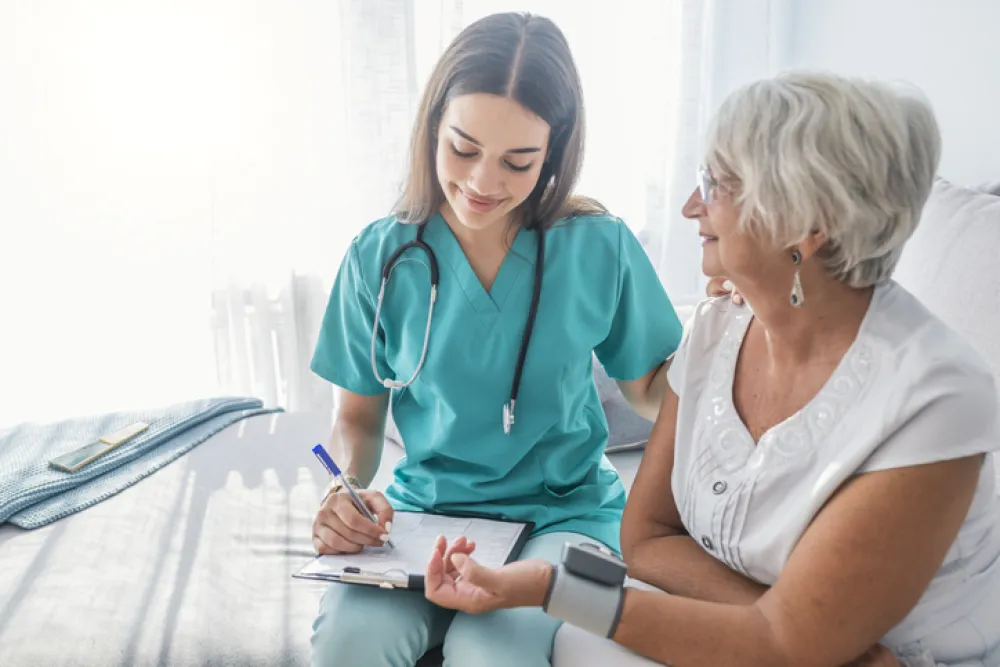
[701,536,714,550]
[712,480,727,494]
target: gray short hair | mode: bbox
[705,71,942,287]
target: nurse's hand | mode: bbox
[842,645,901,667]
[706,276,743,305]
[424,536,551,613]
[312,488,394,555]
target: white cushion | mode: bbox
[974,181,1000,196]
[894,178,1000,393]
[893,178,1000,488]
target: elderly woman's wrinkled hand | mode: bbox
[424,536,552,614]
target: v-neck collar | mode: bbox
[423,212,538,317]
[720,282,883,450]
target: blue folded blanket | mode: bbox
[0,397,282,529]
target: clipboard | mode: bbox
[293,510,534,590]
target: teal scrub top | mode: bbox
[311,212,683,552]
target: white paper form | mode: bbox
[297,511,527,580]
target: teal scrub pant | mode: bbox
[311,531,590,667]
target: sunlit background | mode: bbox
[0,0,697,426]
[3,0,998,426]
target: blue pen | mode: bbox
[312,444,395,549]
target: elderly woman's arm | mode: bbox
[425,392,983,666]
[620,387,768,605]
[610,452,982,667]
[427,448,981,667]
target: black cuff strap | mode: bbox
[542,565,559,612]
[607,586,627,639]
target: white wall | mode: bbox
[778,0,1000,187]
[0,1,350,423]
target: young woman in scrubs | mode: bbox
[309,12,683,667]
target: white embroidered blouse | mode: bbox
[668,281,1000,665]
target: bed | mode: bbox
[0,408,643,667]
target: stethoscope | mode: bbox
[371,221,545,435]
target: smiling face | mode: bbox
[435,93,551,232]
[682,173,787,283]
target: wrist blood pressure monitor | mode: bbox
[542,541,628,638]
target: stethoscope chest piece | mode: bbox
[502,401,515,435]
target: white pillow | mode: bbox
[974,181,1000,196]
[894,178,1000,389]
[893,178,1000,491]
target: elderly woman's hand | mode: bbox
[705,276,744,305]
[424,536,552,614]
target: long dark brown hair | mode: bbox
[394,12,605,229]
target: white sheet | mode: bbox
[0,411,363,667]
[0,410,643,667]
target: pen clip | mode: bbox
[312,444,341,477]
[312,450,333,475]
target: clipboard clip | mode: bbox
[339,567,408,589]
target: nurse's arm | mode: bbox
[615,358,671,422]
[609,453,982,667]
[620,386,768,605]
[327,387,391,488]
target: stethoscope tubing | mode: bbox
[371,220,544,435]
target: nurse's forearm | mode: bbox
[644,359,671,418]
[328,414,386,488]
[628,534,769,605]
[620,359,671,422]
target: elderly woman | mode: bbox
[421,72,1000,667]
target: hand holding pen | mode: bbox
[312,444,395,554]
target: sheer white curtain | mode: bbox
[0,0,777,427]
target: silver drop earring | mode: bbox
[790,248,804,308]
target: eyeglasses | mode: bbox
[697,165,719,204]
